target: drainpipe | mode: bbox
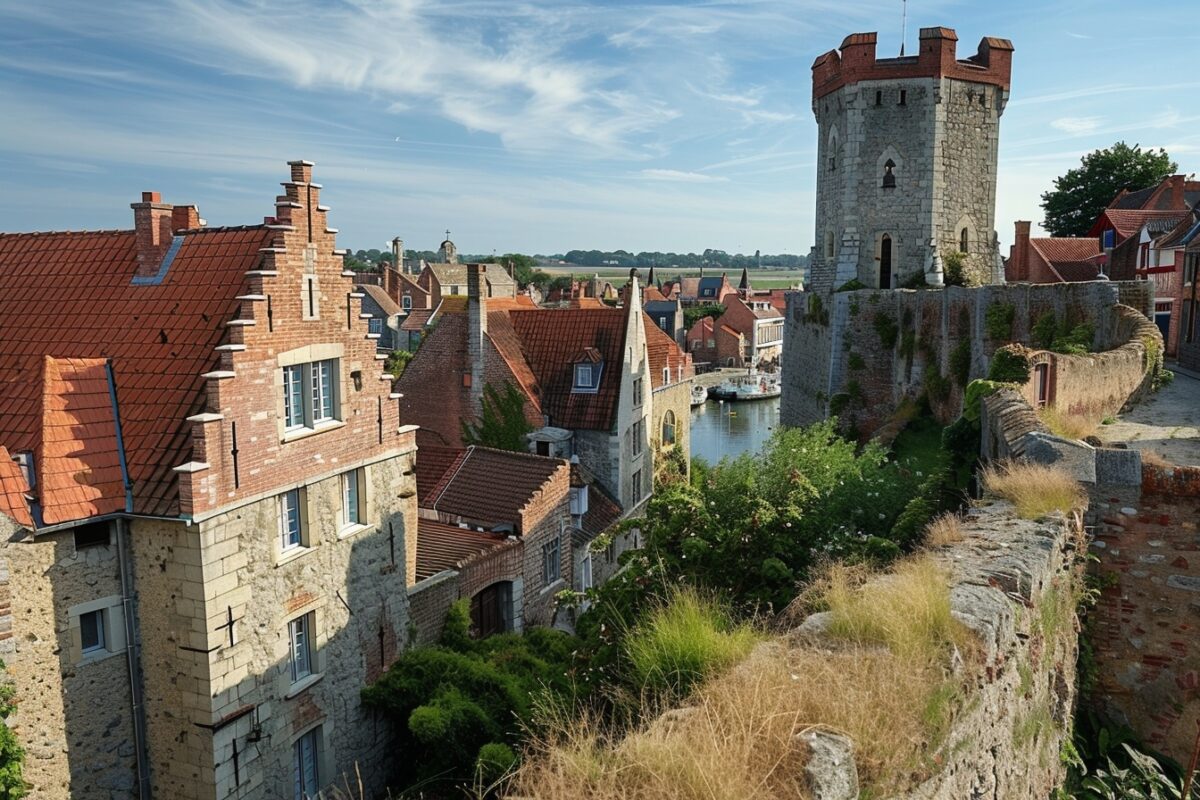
[106,361,153,798]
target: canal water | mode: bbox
[689,396,781,463]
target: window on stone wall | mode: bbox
[882,159,896,189]
[825,230,835,260]
[341,468,364,531]
[288,613,314,683]
[71,596,126,664]
[80,610,106,655]
[294,727,321,800]
[542,536,561,584]
[899,89,907,105]
[631,418,643,455]
[662,410,676,446]
[960,228,970,253]
[279,488,308,552]
[828,155,835,173]
[875,90,882,106]
[632,469,644,504]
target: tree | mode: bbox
[461,382,533,452]
[500,254,539,287]
[683,303,725,331]
[1041,142,1176,236]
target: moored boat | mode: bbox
[708,372,780,401]
[691,384,709,406]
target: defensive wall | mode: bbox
[782,280,1157,437]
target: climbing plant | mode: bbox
[461,381,533,452]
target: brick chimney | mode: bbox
[1168,174,1185,209]
[171,205,200,232]
[131,191,175,279]
[1012,220,1031,281]
[467,263,487,416]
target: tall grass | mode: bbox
[625,587,761,699]
[981,461,1086,520]
[1037,406,1096,441]
[511,556,978,799]
[923,513,965,548]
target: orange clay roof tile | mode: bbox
[0,446,33,528]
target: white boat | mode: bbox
[691,384,709,406]
[708,372,781,402]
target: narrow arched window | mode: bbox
[960,228,969,253]
[882,159,896,189]
[662,410,676,446]
[825,231,835,259]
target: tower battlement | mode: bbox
[812,27,1013,101]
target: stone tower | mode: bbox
[808,27,1013,293]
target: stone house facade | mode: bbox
[0,161,419,800]
[808,27,1012,292]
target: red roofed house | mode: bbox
[687,315,746,368]
[718,296,786,369]
[1006,220,1104,283]
[397,267,692,512]
[0,162,420,800]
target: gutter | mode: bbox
[106,361,153,798]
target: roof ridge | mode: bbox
[428,448,471,511]
[471,444,569,469]
[0,228,132,238]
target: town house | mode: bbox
[0,161,419,800]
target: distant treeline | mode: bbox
[550,249,807,270]
[342,247,808,273]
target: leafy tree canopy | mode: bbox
[1040,142,1176,237]
[683,303,726,331]
[461,382,533,452]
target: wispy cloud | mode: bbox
[1050,116,1102,135]
[638,169,728,183]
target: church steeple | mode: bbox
[738,267,750,291]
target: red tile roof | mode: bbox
[1089,209,1186,240]
[485,311,543,420]
[509,309,628,430]
[38,357,126,525]
[416,519,511,581]
[644,314,694,389]
[0,226,269,522]
[1028,237,1101,265]
[487,296,537,311]
[400,308,434,331]
[0,447,33,528]
[415,446,467,504]
[426,445,568,531]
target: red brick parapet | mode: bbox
[812,26,1013,101]
[1143,462,1200,497]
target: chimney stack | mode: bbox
[1169,174,1185,209]
[1013,220,1031,281]
[467,263,488,416]
[131,191,175,279]
[172,205,200,232]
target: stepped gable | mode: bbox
[0,223,268,520]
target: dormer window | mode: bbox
[571,348,604,394]
[402,294,412,310]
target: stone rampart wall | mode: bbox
[783,281,1157,436]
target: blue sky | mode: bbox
[2,0,1198,255]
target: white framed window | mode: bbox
[662,367,670,384]
[662,410,676,446]
[341,469,363,529]
[279,489,305,551]
[542,536,561,584]
[289,613,314,683]
[580,553,593,592]
[574,363,592,388]
[368,317,383,335]
[402,294,413,310]
[658,316,668,330]
[282,360,340,432]
[633,377,643,406]
[80,610,106,655]
[294,727,320,800]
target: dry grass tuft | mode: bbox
[980,461,1085,520]
[1037,406,1096,441]
[923,513,965,548]
[510,557,977,800]
[1140,449,1173,469]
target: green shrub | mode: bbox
[988,347,1031,384]
[873,312,899,349]
[462,381,534,452]
[837,279,867,292]
[807,294,828,325]
[829,393,852,416]
[962,379,1007,422]
[924,364,951,402]
[385,348,413,377]
[943,251,967,286]
[0,665,23,799]
[901,271,929,289]
[846,379,864,401]
[626,588,760,698]
[949,339,972,387]
[476,742,518,786]
[1032,312,1058,349]
[1052,323,1093,355]
[985,303,1015,341]
[848,352,866,370]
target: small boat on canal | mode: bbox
[708,372,781,402]
[691,384,709,406]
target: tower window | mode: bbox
[960,228,969,253]
[875,90,882,106]
[825,231,835,260]
[828,155,836,172]
[899,90,907,106]
[882,159,896,189]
